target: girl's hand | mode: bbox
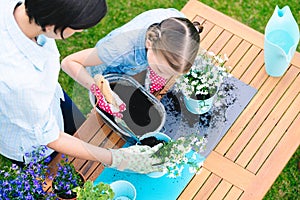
[90,83,126,118]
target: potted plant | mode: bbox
[0,146,55,199]
[52,154,85,199]
[139,132,171,178]
[73,180,115,200]
[139,132,207,178]
[175,49,231,114]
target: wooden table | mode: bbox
[178,1,300,199]
[48,1,300,199]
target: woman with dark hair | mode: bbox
[24,0,107,39]
[0,0,163,174]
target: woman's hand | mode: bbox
[109,144,164,174]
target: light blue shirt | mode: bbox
[87,8,185,77]
[0,0,64,162]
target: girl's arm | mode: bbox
[61,48,102,89]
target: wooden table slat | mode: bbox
[226,67,300,161]
[223,186,243,200]
[207,180,233,200]
[246,93,300,173]
[208,30,233,55]
[215,67,292,154]
[236,74,300,167]
[203,151,255,190]
[178,168,212,199]
[240,51,264,84]
[193,17,214,41]
[231,45,261,79]
[219,35,243,60]
[248,64,269,89]
[226,41,252,75]
[194,174,222,199]
[200,25,225,50]
[76,110,102,142]
[241,113,300,200]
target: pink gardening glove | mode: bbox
[90,83,126,118]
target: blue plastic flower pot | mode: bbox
[183,94,216,115]
[110,180,136,200]
[139,132,171,178]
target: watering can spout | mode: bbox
[277,8,284,17]
[264,5,299,77]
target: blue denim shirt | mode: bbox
[87,8,185,77]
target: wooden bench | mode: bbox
[46,1,300,199]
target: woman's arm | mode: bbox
[47,131,164,174]
[47,131,112,165]
[61,48,102,89]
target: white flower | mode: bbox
[189,166,198,174]
[167,173,177,179]
[196,84,203,91]
[214,55,223,63]
[155,133,207,178]
[191,152,198,160]
[207,51,215,57]
[191,80,198,86]
[175,49,230,100]
[224,53,229,61]
[207,79,214,85]
[183,77,189,84]
[191,71,198,78]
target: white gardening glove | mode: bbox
[109,144,164,174]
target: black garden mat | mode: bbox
[160,76,257,157]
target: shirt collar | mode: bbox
[4,0,48,71]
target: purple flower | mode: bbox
[52,154,83,198]
[0,145,54,199]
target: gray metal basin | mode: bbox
[89,74,166,140]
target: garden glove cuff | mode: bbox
[109,144,164,174]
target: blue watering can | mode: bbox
[264,5,299,77]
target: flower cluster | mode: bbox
[52,154,84,199]
[154,135,207,178]
[0,146,55,200]
[175,49,231,99]
[0,147,112,200]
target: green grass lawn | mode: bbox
[1,0,299,199]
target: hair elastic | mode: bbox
[193,21,203,33]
